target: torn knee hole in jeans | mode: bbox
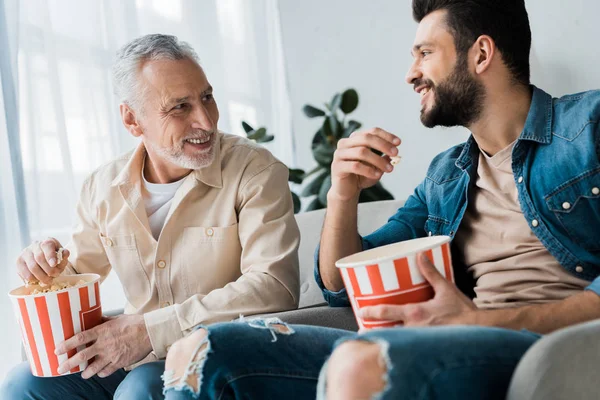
[243,317,295,342]
[372,339,393,400]
[317,338,393,400]
[162,332,211,396]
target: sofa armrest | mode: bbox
[255,305,359,332]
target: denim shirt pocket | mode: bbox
[545,168,600,251]
[425,215,451,237]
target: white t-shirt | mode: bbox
[142,165,187,240]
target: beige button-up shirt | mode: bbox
[63,132,300,360]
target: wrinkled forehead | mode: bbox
[139,58,211,103]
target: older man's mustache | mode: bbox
[183,130,215,142]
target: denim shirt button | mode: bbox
[518,176,524,183]
[593,187,599,195]
[562,202,571,210]
[531,219,539,227]
[576,266,584,273]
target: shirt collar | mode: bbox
[111,132,223,189]
[455,85,553,169]
[518,85,553,144]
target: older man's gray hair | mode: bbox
[113,34,200,112]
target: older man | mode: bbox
[1,34,300,400]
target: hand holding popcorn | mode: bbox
[16,238,70,286]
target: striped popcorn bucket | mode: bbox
[8,274,102,377]
[336,236,454,330]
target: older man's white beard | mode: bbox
[146,138,216,170]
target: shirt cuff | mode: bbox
[314,243,356,307]
[144,305,185,359]
[585,276,600,297]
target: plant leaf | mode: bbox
[301,170,329,197]
[302,165,324,179]
[288,168,305,184]
[321,117,334,139]
[313,128,327,144]
[312,143,335,167]
[292,192,301,214]
[330,93,342,113]
[303,104,326,118]
[258,135,274,143]
[247,127,266,141]
[340,88,359,114]
[342,120,362,138]
[317,174,332,205]
[329,115,342,139]
[306,197,324,212]
[363,182,394,201]
[241,121,254,133]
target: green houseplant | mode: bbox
[242,88,394,213]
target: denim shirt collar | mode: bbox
[455,85,553,170]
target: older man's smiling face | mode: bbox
[137,57,220,172]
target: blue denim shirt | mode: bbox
[316,86,600,307]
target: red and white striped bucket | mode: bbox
[8,274,102,377]
[336,236,454,330]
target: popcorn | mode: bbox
[28,280,86,295]
[390,156,402,165]
[55,248,64,265]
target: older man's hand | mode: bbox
[55,314,152,379]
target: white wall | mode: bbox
[278,0,600,201]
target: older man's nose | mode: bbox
[191,105,214,130]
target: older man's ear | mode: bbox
[120,103,143,138]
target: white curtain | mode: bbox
[0,0,294,379]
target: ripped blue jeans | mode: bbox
[163,319,540,400]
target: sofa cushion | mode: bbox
[255,305,359,332]
[294,199,404,308]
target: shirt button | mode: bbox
[428,231,433,237]
[206,228,214,237]
[105,238,113,247]
[562,202,571,210]
[518,177,524,183]
[576,266,584,273]
[157,260,166,269]
[531,219,539,227]
[593,187,600,195]
[162,302,171,308]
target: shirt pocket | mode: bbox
[545,169,600,252]
[99,233,150,307]
[181,224,242,297]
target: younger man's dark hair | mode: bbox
[412,0,531,86]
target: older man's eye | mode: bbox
[202,94,214,102]
[172,103,189,111]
